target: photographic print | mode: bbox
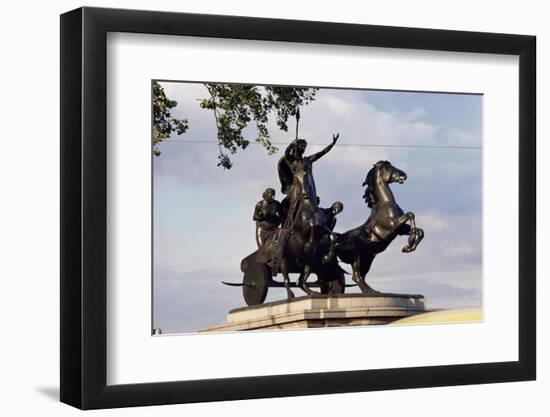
[152,81,482,334]
[60,9,536,408]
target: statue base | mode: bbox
[199,293,426,332]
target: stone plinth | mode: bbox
[199,293,426,332]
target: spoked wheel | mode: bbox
[241,254,270,306]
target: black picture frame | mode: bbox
[60,6,536,410]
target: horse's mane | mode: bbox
[362,161,389,208]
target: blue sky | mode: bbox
[153,82,482,333]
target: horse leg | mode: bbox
[299,264,315,295]
[322,232,336,264]
[397,223,411,236]
[280,258,295,300]
[355,254,379,295]
[406,215,424,251]
[352,255,369,294]
[408,227,424,252]
[398,223,416,252]
[296,270,304,290]
[393,212,418,253]
[397,214,424,253]
[303,218,316,255]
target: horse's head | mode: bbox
[362,160,407,207]
[376,160,407,184]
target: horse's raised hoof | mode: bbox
[402,245,414,253]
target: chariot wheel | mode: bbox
[241,255,270,306]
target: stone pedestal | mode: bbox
[199,293,426,332]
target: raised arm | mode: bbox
[308,133,339,163]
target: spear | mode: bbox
[295,107,300,140]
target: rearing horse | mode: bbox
[336,160,424,294]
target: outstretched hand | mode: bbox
[332,133,340,144]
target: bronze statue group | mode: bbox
[246,135,424,304]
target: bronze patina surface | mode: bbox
[226,134,424,305]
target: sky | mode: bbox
[153,82,483,334]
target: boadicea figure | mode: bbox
[227,137,425,306]
[271,134,341,297]
[253,188,282,248]
[278,135,338,228]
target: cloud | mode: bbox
[401,107,427,122]
[445,128,481,147]
[325,95,354,115]
[444,243,479,258]
[416,211,449,231]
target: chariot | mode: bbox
[223,249,347,306]
[223,136,424,306]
